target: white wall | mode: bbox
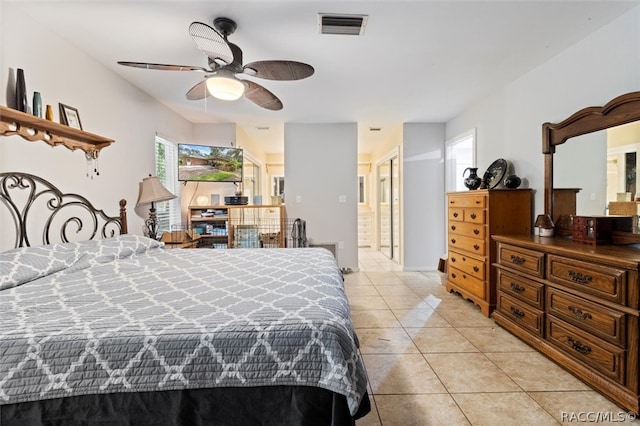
[403,123,446,270]
[284,123,358,268]
[0,4,193,250]
[447,6,640,220]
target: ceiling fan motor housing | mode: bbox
[214,17,237,37]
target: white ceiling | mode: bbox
[12,0,639,153]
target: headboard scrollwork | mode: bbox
[0,172,128,249]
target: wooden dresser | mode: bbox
[493,235,640,414]
[446,189,532,316]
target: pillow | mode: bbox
[0,243,81,290]
[0,235,161,290]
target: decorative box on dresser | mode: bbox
[446,189,532,317]
[493,235,640,414]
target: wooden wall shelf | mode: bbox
[0,106,114,156]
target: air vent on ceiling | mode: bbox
[318,13,368,36]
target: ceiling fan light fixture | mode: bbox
[206,73,246,101]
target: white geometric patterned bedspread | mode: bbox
[0,235,367,415]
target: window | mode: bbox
[445,128,476,192]
[155,136,181,234]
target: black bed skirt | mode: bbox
[0,386,371,426]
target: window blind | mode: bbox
[155,136,181,234]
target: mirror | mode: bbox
[543,91,640,225]
[553,121,640,217]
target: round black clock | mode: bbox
[482,158,508,189]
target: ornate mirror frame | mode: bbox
[543,91,640,220]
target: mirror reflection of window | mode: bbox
[272,176,285,197]
[380,177,387,203]
[626,152,636,197]
[358,175,366,204]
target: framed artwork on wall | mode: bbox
[59,103,83,130]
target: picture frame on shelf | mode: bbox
[58,103,83,130]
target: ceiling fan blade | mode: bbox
[244,80,283,110]
[186,80,210,100]
[118,61,211,72]
[243,60,314,81]
[189,22,234,65]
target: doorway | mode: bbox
[378,154,400,261]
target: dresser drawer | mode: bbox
[448,195,486,208]
[464,208,486,224]
[449,234,486,256]
[546,316,625,384]
[497,293,544,337]
[497,243,544,278]
[547,287,626,347]
[449,221,486,239]
[448,208,486,224]
[449,266,485,298]
[497,269,544,309]
[547,255,626,305]
[449,250,485,280]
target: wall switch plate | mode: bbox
[338,195,347,203]
[295,195,302,203]
[338,241,344,249]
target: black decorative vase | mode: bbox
[504,174,522,189]
[15,68,27,113]
[463,167,482,190]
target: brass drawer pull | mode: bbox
[451,257,456,263]
[510,306,525,318]
[475,200,481,204]
[473,229,480,235]
[453,212,459,218]
[568,306,593,321]
[473,266,479,272]
[567,271,593,284]
[452,273,457,278]
[470,213,477,219]
[473,244,480,251]
[567,336,592,355]
[451,239,456,244]
[510,255,525,265]
[451,225,456,231]
[510,282,525,293]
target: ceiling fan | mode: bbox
[118,17,314,111]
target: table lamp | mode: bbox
[136,176,176,240]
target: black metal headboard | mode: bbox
[0,172,128,248]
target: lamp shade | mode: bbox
[136,176,176,206]
[206,72,246,101]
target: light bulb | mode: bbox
[206,73,245,101]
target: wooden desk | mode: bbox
[162,241,199,249]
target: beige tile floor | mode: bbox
[351,248,640,426]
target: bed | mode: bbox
[0,172,370,425]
